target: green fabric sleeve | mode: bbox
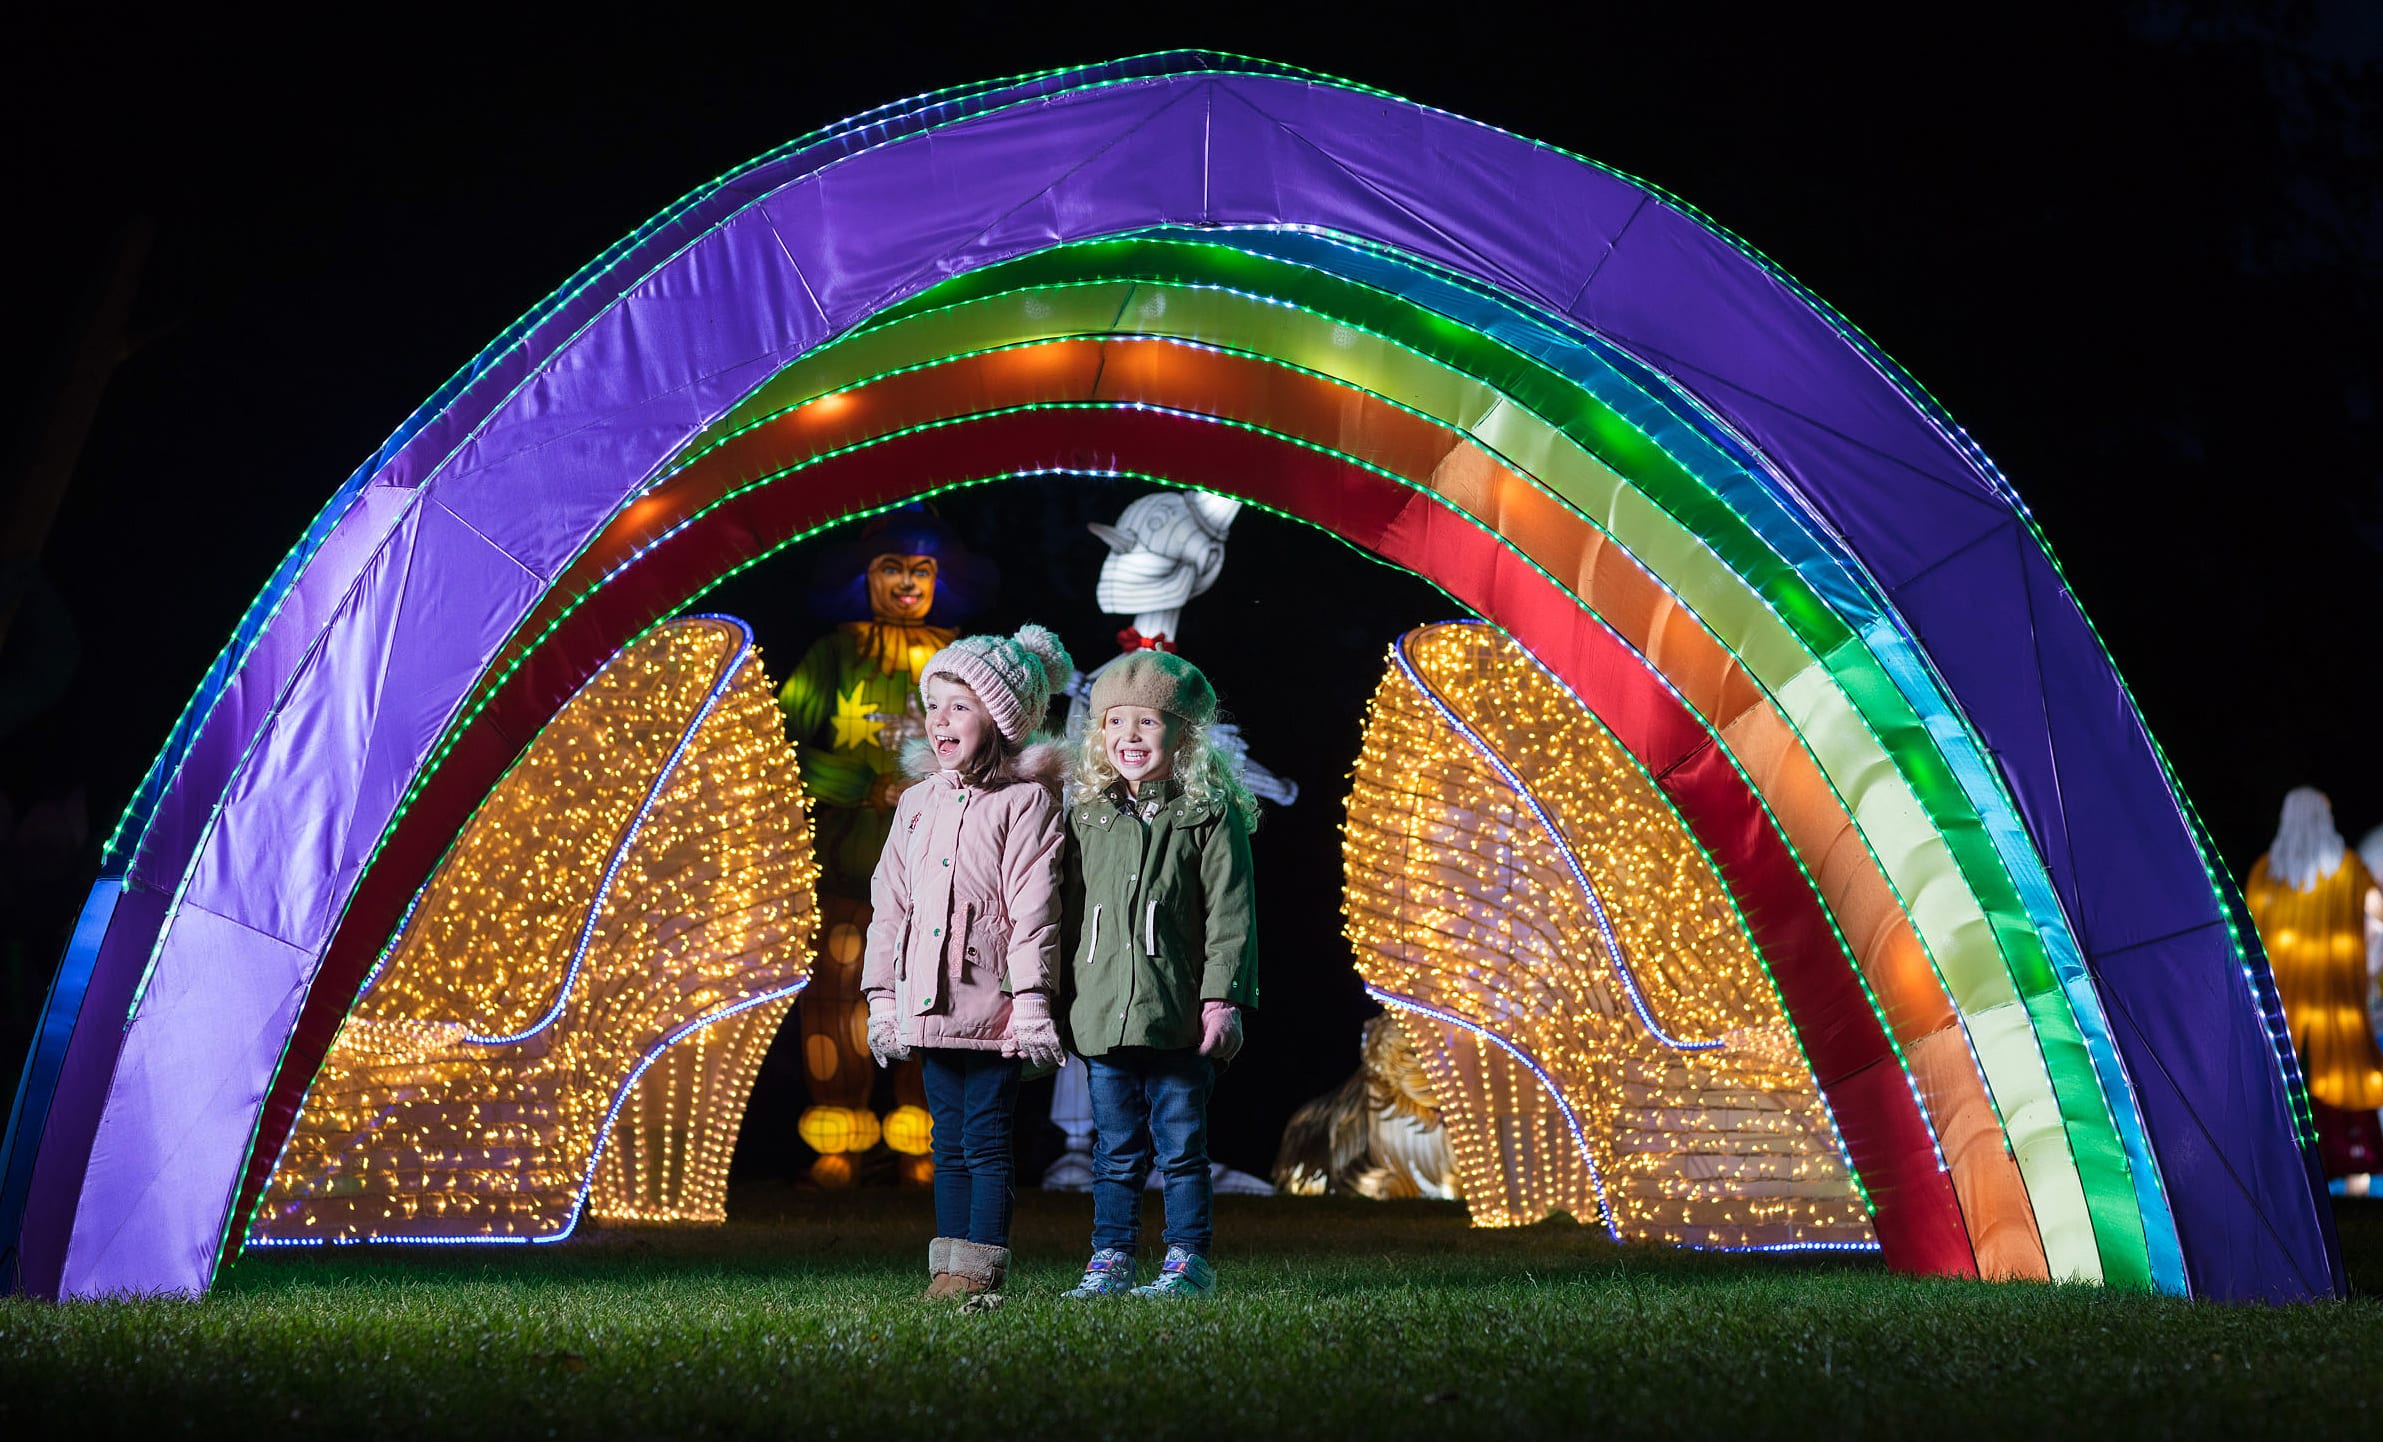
[1058,821,1085,1005]
[1198,809,1259,1008]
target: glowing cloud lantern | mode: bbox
[249,617,816,1243]
[1,53,2338,1302]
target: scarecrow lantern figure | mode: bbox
[777,509,994,1186]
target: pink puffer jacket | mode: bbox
[862,741,1065,1050]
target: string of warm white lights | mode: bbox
[1343,623,1874,1249]
[250,617,818,1243]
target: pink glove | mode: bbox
[1002,991,1068,1071]
[1199,1000,1244,1065]
[866,993,910,1066]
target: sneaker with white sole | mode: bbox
[1130,1245,1217,1298]
[1061,1248,1137,1299]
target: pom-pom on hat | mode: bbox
[922,624,1074,742]
[1088,650,1217,728]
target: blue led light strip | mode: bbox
[1389,636,1721,1053]
[1367,986,1618,1240]
[466,620,750,1046]
[248,617,758,1242]
[247,979,809,1250]
[1437,620,1932,1180]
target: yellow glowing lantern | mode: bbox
[797,1105,882,1156]
[882,1104,934,1156]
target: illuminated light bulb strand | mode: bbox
[1391,639,1721,1053]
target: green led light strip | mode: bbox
[648,267,2137,1278]
[818,243,2162,1285]
[456,401,1963,1216]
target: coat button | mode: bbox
[932,927,941,937]
[942,858,950,866]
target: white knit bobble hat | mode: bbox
[921,623,1073,742]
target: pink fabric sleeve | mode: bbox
[999,785,1065,997]
[861,788,920,1001]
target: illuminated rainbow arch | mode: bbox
[0,52,2340,1300]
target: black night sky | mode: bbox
[2,4,2377,1179]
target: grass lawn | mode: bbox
[3,1188,2379,1440]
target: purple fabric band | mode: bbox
[20,58,2330,1301]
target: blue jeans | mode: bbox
[919,1048,1022,1246]
[1087,1048,1216,1257]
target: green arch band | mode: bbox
[652,235,2182,1277]
[655,283,2144,1282]
[832,238,2172,1289]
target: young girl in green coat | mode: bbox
[1059,650,1259,1300]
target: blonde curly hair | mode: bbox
[1069,711,1261,832]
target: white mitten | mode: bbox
[1001,990,1068,1071]
[867,994,910,1066]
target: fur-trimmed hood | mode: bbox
[900,735,1070,798]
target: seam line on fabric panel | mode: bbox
[1584,332,2007,513]
[1566,191,1649,313]
[1201,84,1212,221]
[109,472,417,870]
[1215,84,1544,312]
[759,212,833,331]
[2009,522,2175,1284]
[202,512,476,1277]
[1368,986,1618,1239]
[105,476,370,866]
[2016,527,2086,948]
[2083,917,2230,967]
[121,499,424,1029]
[229,626,754,1262]
[2091,979,2321,1297]
[840,88,1206,351]
[1877,516,2021,599]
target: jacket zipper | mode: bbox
[1145,899,1157,956]
[1086,903,1102,962]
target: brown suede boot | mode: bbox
[942,1239,1009,1298]
[922,1237,963,1299]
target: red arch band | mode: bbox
[242,406,1976,1275]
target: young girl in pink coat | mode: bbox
[862,623,1073,1299]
